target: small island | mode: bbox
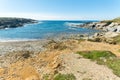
[0,17,38,29]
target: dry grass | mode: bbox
[77,50,120,77]
[1,39,120,79]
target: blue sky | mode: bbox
[0,0,120,20]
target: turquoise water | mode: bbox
[0,20,99,41]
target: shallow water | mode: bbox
[0,20,99,41]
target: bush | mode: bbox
[43,73,76,80]
[54,73,76,80]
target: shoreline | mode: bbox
[0,38,43,42]
[1,38,120,79]
[0,39,50,55]
[0,35,80,42]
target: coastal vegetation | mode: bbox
[76,51,116,61]
[77,50,120,77]
[0,39,120,79]
[54,73,76,80]
[1,17,120,79]
[0,17,37,29]
[113,17,120,23]
[102,17,120,24]
[43,73,76,80]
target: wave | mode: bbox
[0,38,41,42]
[68,27,77,30]
[24,21,43,26]
[64,22,83,27]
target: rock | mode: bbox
[115,26,120,32]
[95,22,107,27]
[93,33,100,37]
[104,32,119,38]
[109,22,119,27]
[78,20,120,33]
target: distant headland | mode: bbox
[0,17,38,29]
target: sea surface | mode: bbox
[0,20,99,41]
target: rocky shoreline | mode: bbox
[0,18,120,80]
[79,21,120,32]
[0,39,120,80]
[0,17,38,29]
[73,18,120,44]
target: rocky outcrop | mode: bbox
[0,18,38,29]
[79,21,120,32]
[90,32,119,44]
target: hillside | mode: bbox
[112,17,120,23]
[0,17,37,29]
[101,17,120,24]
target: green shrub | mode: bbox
[43,73,76,80]
[76,50,120,77]
[54,73,76,80]
[76,50,116,61]
[43,74,50,80]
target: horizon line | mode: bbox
[0,16,111,21]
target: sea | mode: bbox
[0,20,99,42]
